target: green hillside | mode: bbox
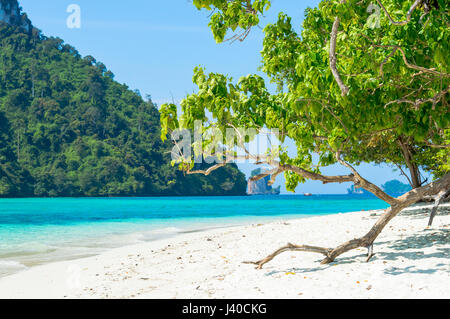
[0,10,246,197]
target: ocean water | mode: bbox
[0,195,388,277]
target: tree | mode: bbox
[160,0,450,268]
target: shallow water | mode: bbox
[0,195,388,277]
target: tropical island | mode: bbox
[0,0,448,300]
[0,0,247,197]
[347,179,412,196]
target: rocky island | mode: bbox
[247,168,281,195]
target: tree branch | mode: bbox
[395,164,413,187]
[249,163,355,186]
[186,163,227,176]
[329,17,350,96]
[397,138,421,188]
[297,98,349,136]
[244,243,332,269]
[378,46,450,77]
[376,0,422,26]
[424,141,450,149]
[282,164,354,184]
[428,189,450,226]
[379,46,400,77]
[382,85,449,110]
[249,167,281,183]
[335,152,399,205]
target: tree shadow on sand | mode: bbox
[374,228,449,275]
[399,206,450,220]
[263,253,368,276]
[263,228,449,276]
[385,229,450,250]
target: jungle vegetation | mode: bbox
[161,0,450,267]
[0,5,247,197]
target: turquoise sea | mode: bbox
[0,195,388,277]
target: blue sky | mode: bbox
[18,0,416,194]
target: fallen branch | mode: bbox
[244,243,332,269]
[245,172,450,269]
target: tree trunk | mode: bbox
[398,138,422,189]
[398,138,421,188]
[31,74,35,98]
[16,129,20,162]
[428,189,450,226]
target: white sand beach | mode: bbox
[0,203,448,299]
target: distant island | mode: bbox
[347,179,412,196]
[0,0,247,197]
[248,168,281,195]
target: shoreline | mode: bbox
[0,203,448,299]
[0,215,320,279]
[0,195,389,278]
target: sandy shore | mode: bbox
[0,203,448,299]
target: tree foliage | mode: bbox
[161,0,450,267]
[162,0,449,190]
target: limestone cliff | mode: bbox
[0,0,32,32]
[247,168,281,195]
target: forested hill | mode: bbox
[0,3,247,197]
